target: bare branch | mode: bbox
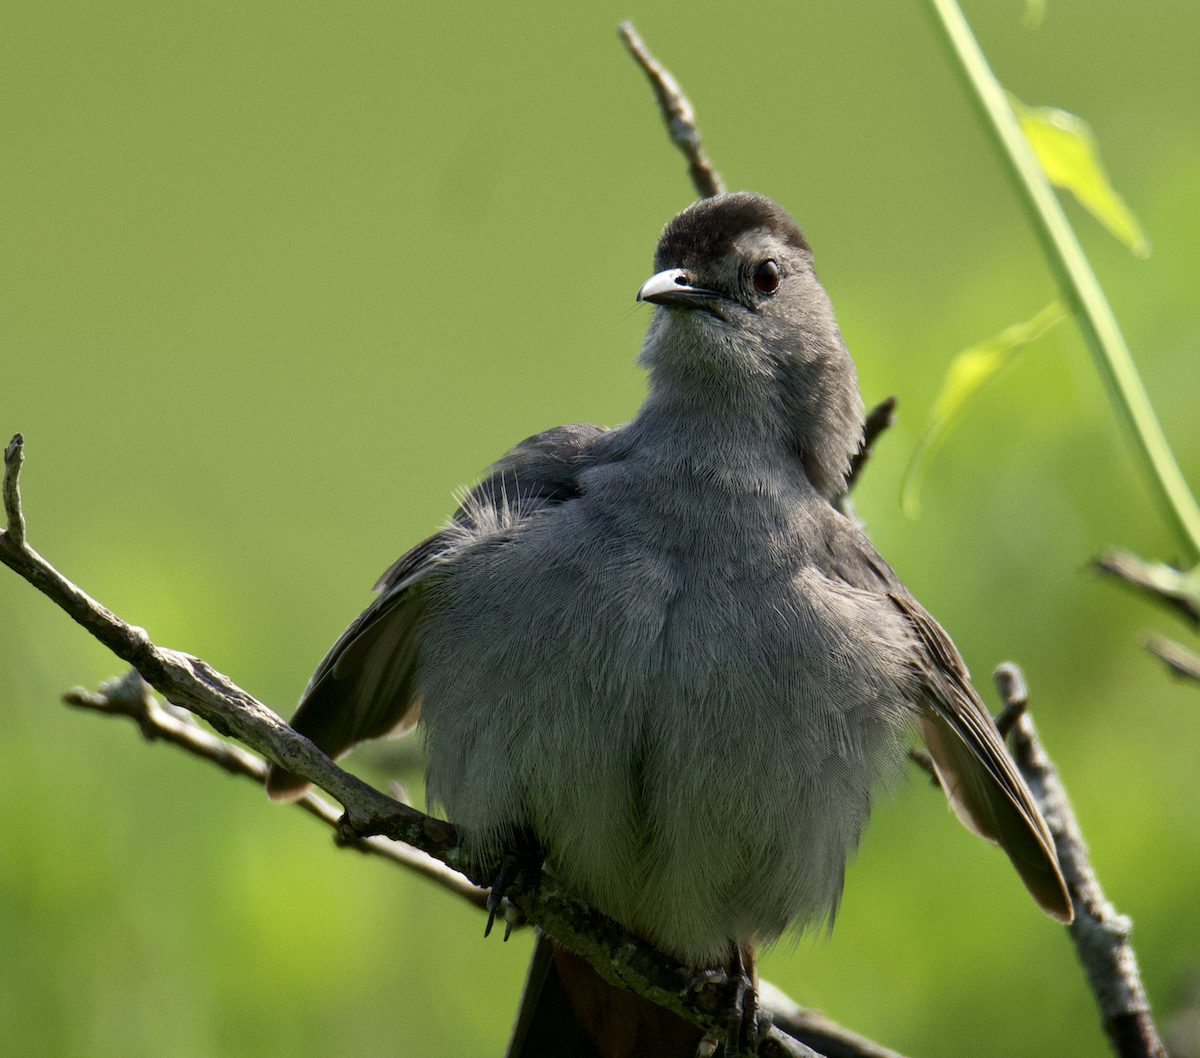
[755,1030,823,1057]
[0,445,455,862]
[1142,632,1200,685]
[3,433,27,548]
[759,981,911,1058]
[992,687,1027,741]
[1095,546,1200,626]
[619,22,724,199]
[832,397,899,523]
[64,669,490,910]
[993,663,1167,1058]
[845,396,898,494]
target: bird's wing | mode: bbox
[818,513,1072,923]
[887,589,1071,922]
[265,422,608,801]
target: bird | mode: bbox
[266,191,1072,1057]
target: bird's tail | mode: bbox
[505,931,706,1058]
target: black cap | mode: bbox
[654,192,810,273]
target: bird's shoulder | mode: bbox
[806,504,903,596]
[808,506,971,674]
[374,422,613,594]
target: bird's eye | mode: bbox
[753,259,780,294]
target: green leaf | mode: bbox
[1021,0,1047,30]
[901,300,1069,517]
[1009,93,1151,257]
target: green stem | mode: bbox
[921,0,1200,565]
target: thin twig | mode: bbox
[3,434,26,547]
[756,1031,822,1058]
[833,397,900,522]
[993,694,1026,741]
[993,663,1167,1058]
[0,445,459,860]
[759,982,910,1058]
[63,669,490,910]
[845,396,898,494]
[1095,547,1200,626]
[1142,632,1200,685]
[619,22,724,199]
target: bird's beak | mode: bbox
[637,268,722,311]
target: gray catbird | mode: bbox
[267,192,1071,1057]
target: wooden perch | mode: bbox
[994,663,1167,1058]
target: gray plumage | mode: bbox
[267,192,1070,970]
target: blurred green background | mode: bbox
[2,1,1198,1055]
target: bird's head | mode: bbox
[637,192,865,499]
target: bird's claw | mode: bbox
[722,948,761,1055]
[484,832,542,940]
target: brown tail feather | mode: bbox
[506,931,705,1058]
[552,944,705,1058]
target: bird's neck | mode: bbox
[632,312,862,498]
[625,379,803,488]
[636,362,784,441]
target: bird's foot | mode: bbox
[485,830,542,941]
[722,945,763,1056]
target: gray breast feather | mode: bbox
[417,459,918,963]
[272,413,1070,953]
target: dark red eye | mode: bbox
[753,259,780,294]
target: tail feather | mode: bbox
[506,931,705,1058]
[505,931,602,1058]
